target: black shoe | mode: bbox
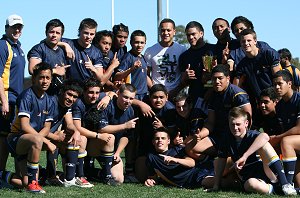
[103,176,118,186]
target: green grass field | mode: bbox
[1,153,282,197]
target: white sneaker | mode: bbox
[282,183,297,196]
[75,177,94,188]
[63,178,78,187]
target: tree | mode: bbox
[174,25,210,48]
[174,25,189,48]
[292,57,300,68]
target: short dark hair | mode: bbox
[130,30,146,42]
[149,84,168,96]
[112,23,129,35]
[273,70,293,84]
[92,30,113,47]
[32,62,53,78]
[211,64,230,77]
[228,107,248,121]
[240,29,257,40]
[212,18,229,29]
[152,127,170,139]
[278,48,292,61]
[185,21,204,33]
[173,92,192,105]
[60,79,83,96]
[159,18,175,29]
[119,83,136,94]
[46,19,64,35]
[260,87,279,102]
[83,77,102,91]
[78,18,97,36]
[231,16,254,31]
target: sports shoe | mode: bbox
[27,180,46,193]
[45,176,64,186]
[63,178,78,187]
[75,177,94,188]
[282,183,297,196]
[103,176,118,186]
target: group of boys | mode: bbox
[1,13,300,196]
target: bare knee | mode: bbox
[244,178,269,194]
[30,135,43,150]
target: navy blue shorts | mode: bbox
[240,161,270,184]
[6,133,27,161]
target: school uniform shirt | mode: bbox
[147,146,214,188]
[62,38,103,82]
[138,98,176,155]
[229,40,270,67]
[117,50,148,95]
[102,50,114,69]
[218,130,266,182]
[208,84,250,138]
[11,87,55,134]
[235,47,280,99]
[27,40,68,95]
[176,97,208,137]
[276,92,300,132]
[111,45,127,62]
[72,92,106,123]
[98,97,135,149]
[27,40,67,68]
[50,95,72,133]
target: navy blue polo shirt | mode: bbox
[11,87,54,134]
[99,97,135,149]
[218,130,263,180]
[235,47,280,99]
[111,45,127,62]
[229,40,270,66]
[62,38,103,82]
[0,35,25,104]
[209,84,250,135]
[276,92,300,132]
[27,41,67,68]
[176,97,208,137]
[102,50,114,69]
[50,95,72,133]
[117,50,148,95]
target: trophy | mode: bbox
[202,55,214,88]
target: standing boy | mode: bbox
[114,30,151,100]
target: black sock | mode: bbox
[76,151,87,178]
[283,157,297,184]
[65,145,79,181]
[84,156,94,177]
[269,157,288,185]
[46,149,59,178]
[96,151,114,178]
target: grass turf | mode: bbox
[1,153,283,197]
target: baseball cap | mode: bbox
[6,14,24,26]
